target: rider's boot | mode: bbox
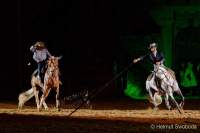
[37,75,42,83]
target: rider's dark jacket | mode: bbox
[140,52,164,65]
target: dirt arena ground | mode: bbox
[0,99,200,133]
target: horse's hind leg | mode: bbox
[179,90,184,108]
[56,88,60,111]
[175,90,184,109]
[174,84,185,109]
[168,91,182,114]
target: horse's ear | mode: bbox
[57,55,62,60]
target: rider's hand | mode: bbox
[133,58,139,63]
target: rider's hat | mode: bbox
[148,42,157,49]
[35,41,46,49]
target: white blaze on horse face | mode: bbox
[49,67,54,73]
[48,61,54,72]
[54,60,59,68]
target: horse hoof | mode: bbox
[57,108,60,112]
[17,108,22,112]
[177,108,183,114]
[153,107,159,111]
[178,108,184,114]
[38,108,41,112]
[179,103,184,109]
[167,106,171,111]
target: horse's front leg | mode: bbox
[164,93,171,110]
[33,88,40,110]
[148,89,154,102]
[56,87,60,111]
[42,101,48,110]
[36,90,48,110]
[146,81,155,101]
[39,84,48,110]
[168,87,182,114]
[161,82,171,110]
[148,89,159,111]
[39,86,50,111]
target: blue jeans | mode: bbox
[37,60,46,80]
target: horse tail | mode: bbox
[18,88,34,109]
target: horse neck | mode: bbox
[156,66,165,74]
[156,67,172,81]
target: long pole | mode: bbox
[68,62,134,116]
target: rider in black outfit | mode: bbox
[133,42,175,91]
[133,42,164,67]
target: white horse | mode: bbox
[146,65,184,113]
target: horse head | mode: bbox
[155,65,168,80]
[47,56,62,72]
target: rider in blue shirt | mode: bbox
[30,41,51,81]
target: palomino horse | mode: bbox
[38,56,62,111]
[146,65,184,113]
[18,70,48,110]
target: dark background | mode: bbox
[0,0,197,101]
